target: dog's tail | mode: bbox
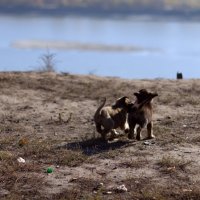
[94,97,106,121]
[94,98,106,134]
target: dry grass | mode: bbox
[117,158,148,169]
[54,150,89,167]
[0,159,43,199]
[157,156,192,174]
[0,72,200,199]
[19,138,91,167]
[0,151,13,161]
[50,178,104,200]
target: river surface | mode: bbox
[1,15,200,79]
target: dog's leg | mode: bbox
[100,118,115,141]
[95,123,108,140]
[147,122,155,139]
[120,121,130,135]
[110,129,120,139]
[96,123,102,133]
[124,116,130,134]
[128,123,136,139]
[101,130,109,141]
[136,125,142,140]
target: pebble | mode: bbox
[69,178,78,182]
[182,189,192,192]
[143,141,155,145]
[116,184,128,192]
[93,182,104,191]
[143,141,151,145]
[17,157,26,163]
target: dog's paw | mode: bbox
[136,135,141,141]
[148,134,155,139]
[128,133,134,140]
[124,128,129,134]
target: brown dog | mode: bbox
[94,96,133,140]
[128,89,158,140]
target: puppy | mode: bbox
[128,89,158,140]
[94,96,133,141]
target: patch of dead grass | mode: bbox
[0,135,17,151]
[20,138,91,167]
[0,159,43,199]
[117,158,148,169]
[157,156,192,174]
[0,151,14,161]
[51,178,101,200]
[54,150,89,167]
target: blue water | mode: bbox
[1,15,200,79]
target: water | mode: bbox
[1,15,200,79]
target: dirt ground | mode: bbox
[0,72,200,200]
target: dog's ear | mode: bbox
[119,96,130,105]
[123,96,130,103]
[115,96,130,107]
[134,92,140,98]
[139,89,148,94]
[123,96,131,104]
[151,93,158,98]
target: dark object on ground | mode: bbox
[177,72,183,79]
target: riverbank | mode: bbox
[1,4,200,20]
[0,72,200,199]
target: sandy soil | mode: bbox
[0,72,200,200]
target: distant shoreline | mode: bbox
[1,5,200,20]
[12,40,161,53]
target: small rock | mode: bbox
[99,182,104,186]
[69,178,78,182]
[17,157,25,163]
[18,138,28,147]
[0,189,10,196]
[116,184,128,193]
[174,149,179,151]
[182,189,192,192]
[171,134,176,137]
[143,141,150,145]
[135,181,140,184]
[106,191,112,195]
[184,151,192,154]
[93,182,104,191]
[143,141,155,145]
[183,124,187,128]
[167,166,176,171]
